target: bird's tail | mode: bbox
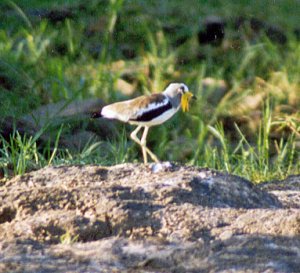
[91,111,102,119]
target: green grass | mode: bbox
[0,0,299,182]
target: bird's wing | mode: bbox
[129,94,172,122]
[101,93,171,122]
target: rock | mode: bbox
[0,164,299,272]
[198,15,288,48]
[201,77,228,105]
[1,98,116,150]
[150,161,173,173]
[23,98,105,128]
[198,16,225,46]
[259,175,300,208]
[115,78,136,96]
[162,25,192,47]
[28,2,89,25]
[235,16,287,44]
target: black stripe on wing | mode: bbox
[130,100,173,122]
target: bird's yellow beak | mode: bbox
[181,92,194,112]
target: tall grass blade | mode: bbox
[7,0,32,29]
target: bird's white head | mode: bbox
[164,83,194,112]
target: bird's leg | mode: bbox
[140,126,148,164]
[130,125,143,146]
[141,126,160,163]
[130,125,160,164]
[130,125,146,163]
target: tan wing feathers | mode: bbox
[102,93,167,122]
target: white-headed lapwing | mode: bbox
[92,83,195,164]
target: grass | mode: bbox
[0,0,299,182]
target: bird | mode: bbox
[92,83,194,164]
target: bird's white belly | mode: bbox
[129,107,178,126]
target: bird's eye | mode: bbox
[180,86,186,93]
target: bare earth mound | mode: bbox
[0,163,299,272]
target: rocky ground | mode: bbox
[0,163,299,272]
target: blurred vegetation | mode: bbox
[0,0,299,182]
